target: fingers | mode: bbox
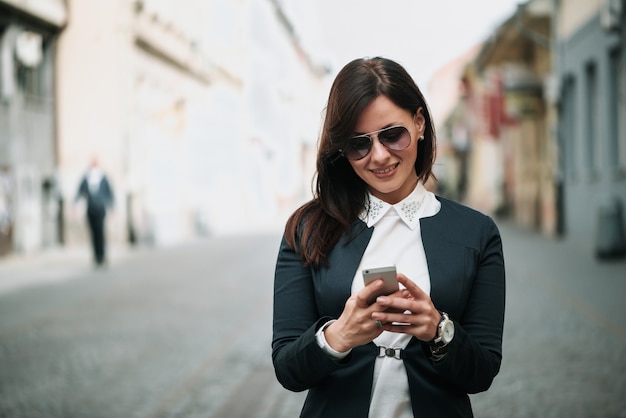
[370,275,441,341]
[397,274,428,300]
[373,274,428,313]
[357,278,385,307]
[371,307,436,341]
[342,275,433,346]
[379,322,430,337]
[331,291,386,351]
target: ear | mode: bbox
[413,107,426,137]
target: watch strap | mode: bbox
[430,311,452,348]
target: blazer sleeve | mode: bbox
[74,177,87,203]
[271,236,349,392]
[427,215,505,394]
[102,176,114,208]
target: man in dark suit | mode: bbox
[75,158,114,266]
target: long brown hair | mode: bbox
[285,57,436,267]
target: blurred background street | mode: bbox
[2,0,625,259]
[2,0,626,416]
[0,220,624,418]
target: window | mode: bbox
[585,62,599,177]
[609,48,626,175]
[14,30,49,101]
[16,64,43,98]
[561,76,578,179]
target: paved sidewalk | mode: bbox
[496,220,626,325]
[470,221,626,417]
[0,221,624,417]
[0,244,134,295]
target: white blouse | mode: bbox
[316,182,441,417]
[87,167,104,194]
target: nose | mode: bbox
[369,135,391,161]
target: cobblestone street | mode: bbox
[0,221,624,417]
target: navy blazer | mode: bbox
[272,196,505,417]
[75,175,114,212]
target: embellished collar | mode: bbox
[359,182,428,230]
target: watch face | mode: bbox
[442,321,455,343]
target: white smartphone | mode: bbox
[362,265,399,305]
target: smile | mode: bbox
[371,163,398,175]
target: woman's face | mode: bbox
[347,95,425,204]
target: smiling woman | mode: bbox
[345,96,423,204]
[272,56,505,417]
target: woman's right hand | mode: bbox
[322,279,397,352]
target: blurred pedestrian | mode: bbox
[75,157,114,267]
[272,57,505,417]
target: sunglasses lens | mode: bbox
[343,136,371,160]
[342,126,412,160]
[379,126,411,150]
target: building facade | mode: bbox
[0,0,330,256]
[555,0,626,254]
[56,0,220,248]
[475,0,556,234]
[434,0,625,255]
[0,0,68,255]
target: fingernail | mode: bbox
[377,296,388,304]
[372,313,382,320]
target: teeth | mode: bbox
[372,165,396,174]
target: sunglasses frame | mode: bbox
[340,125,413,161]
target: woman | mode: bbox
[272,57,505,417]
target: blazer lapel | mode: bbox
[420,206,471,319]
[315,220,373,318]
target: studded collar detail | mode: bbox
[360,182,428,230]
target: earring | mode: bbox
[419,135,425,141]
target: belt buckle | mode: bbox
[377,345,402,360]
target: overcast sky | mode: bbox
[315,0,523,87]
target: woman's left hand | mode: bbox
[371,273,441,342]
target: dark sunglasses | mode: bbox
[340,125,412,161]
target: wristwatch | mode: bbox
[430,311,454,348]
